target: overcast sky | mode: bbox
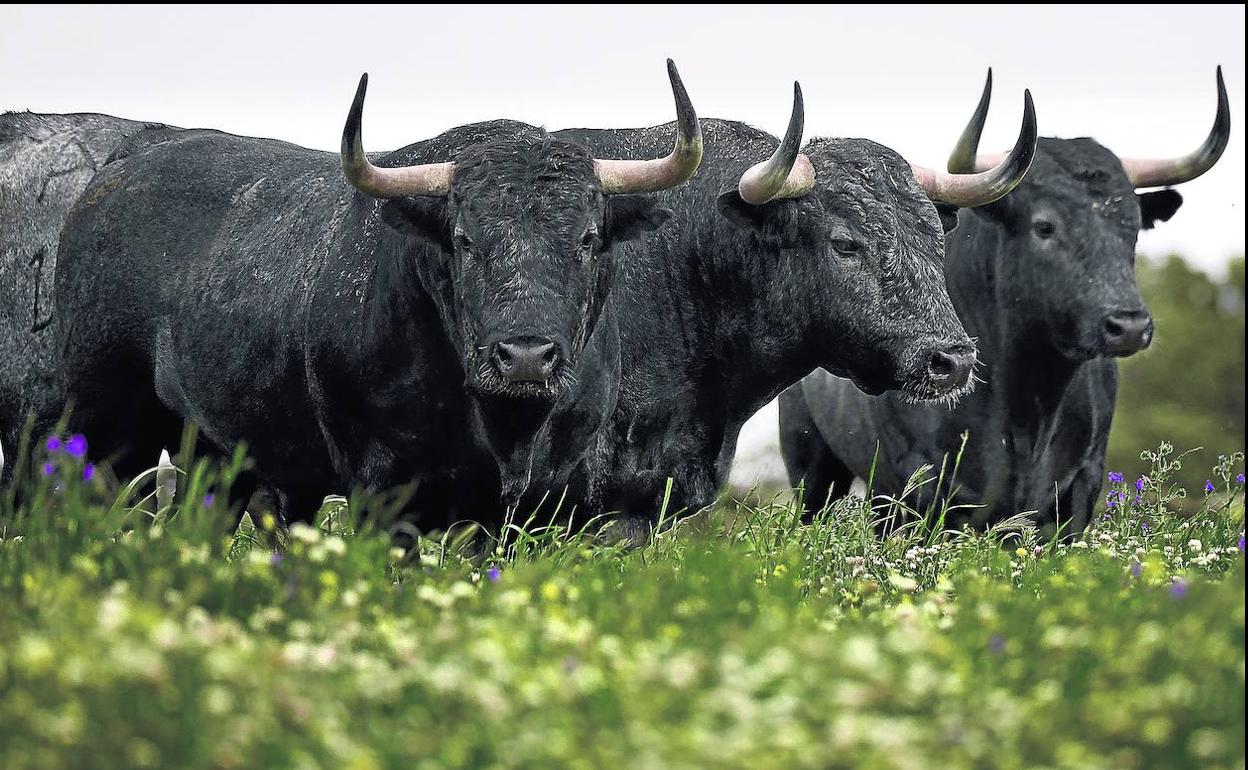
[2,4,1243,270]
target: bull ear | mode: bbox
[934,203,961,233]
[604,195,672,245]
[1137,189,1183,230]
[379,197,452,250]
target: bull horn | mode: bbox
[910,89,1037,207]
[594,59,704,194]
[1120,66,1231,189]
[737,82,816,205]
[947,68,994,174]
[341,73,454,198]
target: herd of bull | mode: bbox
[0,61,1230,538]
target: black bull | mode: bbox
[43,65,702,522]
[780,68,1230,534]
[544,81,1037,527]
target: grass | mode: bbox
[0,436,1243,770]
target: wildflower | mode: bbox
[1141,521,1150,535]
[1014,547,1027,558]
[1130,561,1142,579]
[987,634,1006,655]
[45,435,62,453]
[1238,536,1245,552]
[41,461,55,477]
[203,493,215,507]
[1169,579,1188,600]
[1188,539,1202,553]
[487,567,501,583]
[65,434,88,458]
[1238,473,1246,485]
[1204,479,1215,494]
[1108,471,1124,484]
[270,550,282,567]
[82,463,95,482]
[1106,494,1118,509]
[1135,477,1145,492]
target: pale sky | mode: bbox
[2,4,1243,271]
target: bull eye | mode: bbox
[1031,219,1057,240]
[831,238,861,257]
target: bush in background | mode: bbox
[1110,255,1245,501]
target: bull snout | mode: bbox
[1101,309,1153,356]
[925,343,976,393]
[491,336,563,383]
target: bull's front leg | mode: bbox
[1052,459,1105,538]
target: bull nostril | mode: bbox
[928,352,957,379]
[925,344,975,392]
[1103,318,1126,339]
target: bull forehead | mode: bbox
[450,137,601,239]
[805,138,944,254]
[1023,138,1140,231]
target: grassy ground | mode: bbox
[0,438,1243,770]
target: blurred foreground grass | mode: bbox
[0,439,1243,770]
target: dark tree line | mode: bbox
[1108,254,1245,496]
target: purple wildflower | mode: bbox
[45,435,62,453]
[65,434,88,458]
[1106,494,1118,509]
[1237,473,1245,485]
[987,634,1006,655]
[82,463,95,482]
[1204,479,1215,494]
[1169,579,1188,600]
[1239,536,1245,552]
[1130,561,1142,579]
[1135,477,1146,493]
[270,550,283,567]
[487,566,501,583]
[1141,521,1150,535]
[40,461,55,477]
[1133,495,1142,506]
[203,493,215,507]
[1108,471,1124,484]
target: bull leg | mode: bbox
[277,485,333,527]
[62,349,182,483]
[1052,460,1104,539]
[778,387,855,518]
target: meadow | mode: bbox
[0,436,1243,770]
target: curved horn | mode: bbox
[947,68,993,174]
[1120,66,1231,189]
[594,59,703,194]
[910,89,1037,207]
[737,82,816,205]
[341,73,453,198]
